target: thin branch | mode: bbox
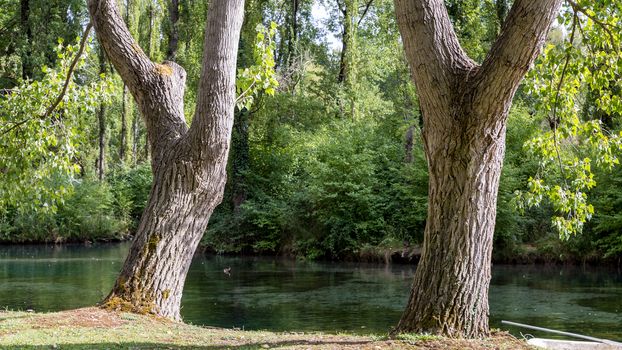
[0,23,93,137]
[356,0,374,27]
[0,118,30,136]
[566,0,618,49]
[550,13,578,186]
[0,16,18,37]
[43,22,93,119]
[235,80,257,105]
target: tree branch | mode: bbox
[474,0,564,115]
[43,23,93,119]
[88,0,191,164]
[566,0,618,49]
[1,23,93,137]
[357,0,374,27]
[187,0,245,158]
[550,13,577,187]
[87,0,155,90]
[394,0,476,110]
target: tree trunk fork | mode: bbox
[87,0,245,320]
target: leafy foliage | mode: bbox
[0,0,621,263]
[236,22,279,110]
[517,1,622,239]
[0,38,112,213]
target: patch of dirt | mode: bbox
[31,307,127,329]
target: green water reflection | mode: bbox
[0,243,620,340]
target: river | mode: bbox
[0,243,620,340]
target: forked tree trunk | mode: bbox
[393,0,562,337]
[88,0,244,320]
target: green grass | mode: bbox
[0,308,534,349]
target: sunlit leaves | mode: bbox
[518,2,622,239]
[0,38,112,213]
[236,22,279,110]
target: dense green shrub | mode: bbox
[107,164,153,230]
[0,179,129,243]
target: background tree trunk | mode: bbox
[119,85,129,162]
[167,0,180,61]
[88,0,244,320]
[393,0,563,337]
[19,0,32,80]
[97,45,107,181]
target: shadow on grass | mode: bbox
[1,339,373,349]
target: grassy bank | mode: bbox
[0,308,533,349]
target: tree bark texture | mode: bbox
[88,0,244,320]
[393,0,562,337]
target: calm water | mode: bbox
[0,243,620,340]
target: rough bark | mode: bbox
[393,0,562,337]
[88,0,244,320]
[495,0,508,32]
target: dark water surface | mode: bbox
[1,243,620,340]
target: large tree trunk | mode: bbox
[88,0,244,320]
[397,104,506,336]
[393,0,562,337]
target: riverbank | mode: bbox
[0,308,533,349]
[1,236,619,267]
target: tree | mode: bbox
[166,0,180,61]
[87,0,245,319]
[96,44,107,181]
[392,0,563,337]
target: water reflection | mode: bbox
[0,243,620,339]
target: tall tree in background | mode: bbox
[335,0,374,119]
[393,0,562,337]
[229,0,266,214]
[88,0,244,319]
[19,0,31,79]
[166,0,180,61]
[96,45,107,180]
